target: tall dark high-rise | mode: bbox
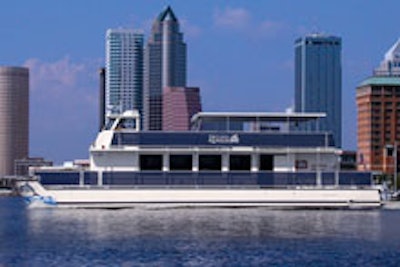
[143,6,187,130]
[295,34,342,147]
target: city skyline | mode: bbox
[1,1,400,163]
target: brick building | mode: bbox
[357,76,400,173]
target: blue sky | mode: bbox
[0,0,399,163]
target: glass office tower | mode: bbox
[105,29,144,125]
[295,34,342,147]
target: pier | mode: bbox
[0,176,27,196]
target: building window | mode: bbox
[230,155,251,171]
[199,155,221,171]
[259,154,274,171]
[170,155,192,171]
[140,155,162,170]
[295,160,308,169]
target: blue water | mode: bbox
[1,197,400,267]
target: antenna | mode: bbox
[311,17,321,36]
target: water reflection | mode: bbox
[26,207,383,241]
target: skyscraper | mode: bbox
[143,6,187,130]
[295,34,342,147]
[0,66,29,177]
[105,29,144,125]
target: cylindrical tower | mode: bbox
[0,66,29,177]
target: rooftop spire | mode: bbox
[157,6,178,22]
[374,38,400,76]
[384,38,400,61]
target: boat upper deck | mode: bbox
[190,112,326,132]
[97,111,335,149]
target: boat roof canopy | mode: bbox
[191,112,326,123]
[190,112,326,132]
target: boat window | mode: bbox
[199,155,221,171]
[230,155,251,171]
[116,118,136,130]
[259,154,274,171]
[140,155,162,170]
[170,155,192,171]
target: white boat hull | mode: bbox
[18,181,382,209]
